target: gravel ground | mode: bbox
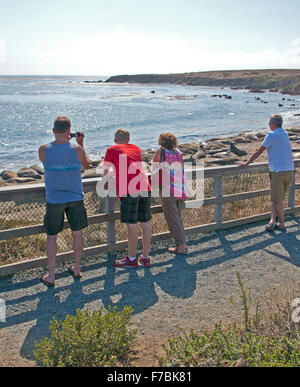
[1,215,300,367]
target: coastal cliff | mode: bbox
[105,69,300,95]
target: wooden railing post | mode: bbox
[214,176,223,225]
[105,196,116,256]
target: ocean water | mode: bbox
[0,75,299,172]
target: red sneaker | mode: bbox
[137,255,151,268]
[112,256,138,268]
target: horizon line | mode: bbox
[1,68,300,78]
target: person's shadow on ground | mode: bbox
[1,215,298,363]
[19,276,85,361]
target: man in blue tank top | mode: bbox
[38,116,91,287]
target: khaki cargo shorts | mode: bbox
[269,171,293,203]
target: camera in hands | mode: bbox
[70,132,85,138]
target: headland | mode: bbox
[105,69,300,96]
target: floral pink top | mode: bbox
[161,148,188,199]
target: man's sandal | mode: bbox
[41,274,55,287]
[68,265,82,279]
[266,223,276,232]
[275,224,286,232]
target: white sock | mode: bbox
[128,256,136,261]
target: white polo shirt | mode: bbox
[261,128,294,172]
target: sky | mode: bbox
[0,0,300,76]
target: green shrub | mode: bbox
[158,324,300,367]
[33,306,137,367]
[159,273,300,367]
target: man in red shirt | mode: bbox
[103,129,152,268]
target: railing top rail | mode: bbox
[1,160,299,196]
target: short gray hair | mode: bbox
[269,115,283,128]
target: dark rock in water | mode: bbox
[278,103,284,107]
[17,168,41,179]
[1,170,18,180]
[150,90,155,94]
[230,143,248,157]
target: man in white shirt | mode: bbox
[237,115,294,232]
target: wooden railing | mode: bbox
[1,160,300,277]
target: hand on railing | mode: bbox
[236,161,248,168]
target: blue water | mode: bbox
[0,75,299,171]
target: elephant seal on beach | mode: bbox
[230,143,248,157]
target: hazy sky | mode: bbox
[1,0,300,75]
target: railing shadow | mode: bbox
[0,215,299,362]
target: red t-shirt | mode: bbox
[104,143,151,199]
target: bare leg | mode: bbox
[68,230,83,277]
[127,223,138,258]
[140,221,151,257]
[274,201,285,228]
[270,202,277,224]
[43,234,57,284]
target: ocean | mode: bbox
[0,75,299,172]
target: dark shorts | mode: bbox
[44,200,88,236]
[120,193,152,224]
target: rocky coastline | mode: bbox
[2,126,300,187]
[105,69,300,96]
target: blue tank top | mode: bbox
[43,142,84,204]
